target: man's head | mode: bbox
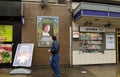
[44,24,50,32]
[52,35,57,41]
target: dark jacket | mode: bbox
[51,40,60,55]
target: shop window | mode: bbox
[79,32,104,53]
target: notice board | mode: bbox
[13,43,34,67]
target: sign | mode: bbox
[37,16,59,47]
[106,33,115,49]
[0,44,12,63]
[80,27,105,32]
[0,25,13,42]
[73,31,79,38]
[13,43,34,67]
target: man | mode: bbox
[42,24,50,36]
[48,35,60,77]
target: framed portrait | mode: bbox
[37,16,59,47]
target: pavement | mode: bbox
[0,64,117,77]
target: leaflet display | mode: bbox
[13,43,34,67]
[79,33,104,53]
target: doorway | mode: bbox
[116,28,120,64]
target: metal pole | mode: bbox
[70,27,72,66]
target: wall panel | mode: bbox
[22,3,72,65]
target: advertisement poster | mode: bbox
[0,25,13,42]
[13,43,34,67]
[73,31,79,38]
[106,33,115,49]
[37,16,59,47]
[0,44,12,63]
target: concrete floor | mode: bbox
[0,64,118,77]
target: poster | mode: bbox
[106,33,115,49]
[0,25,13,42]
[13,43,34,67]
[73,31,79,38]
[0,25,13,64]
[0,44,12,63]
[37,16,59,47]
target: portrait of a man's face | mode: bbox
[42,23,53,36]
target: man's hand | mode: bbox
[48,49,51,53]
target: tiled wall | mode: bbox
[73,50,116,65]
[72,2,117,65]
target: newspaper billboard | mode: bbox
[13,43,34,67]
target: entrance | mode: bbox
[117,28,120,64]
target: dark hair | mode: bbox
[52,35,57,41]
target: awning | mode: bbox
[73,2,120,27]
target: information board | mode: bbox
[106,33,115,49]
[13,43,34,67]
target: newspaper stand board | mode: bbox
[10,43,34,74]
